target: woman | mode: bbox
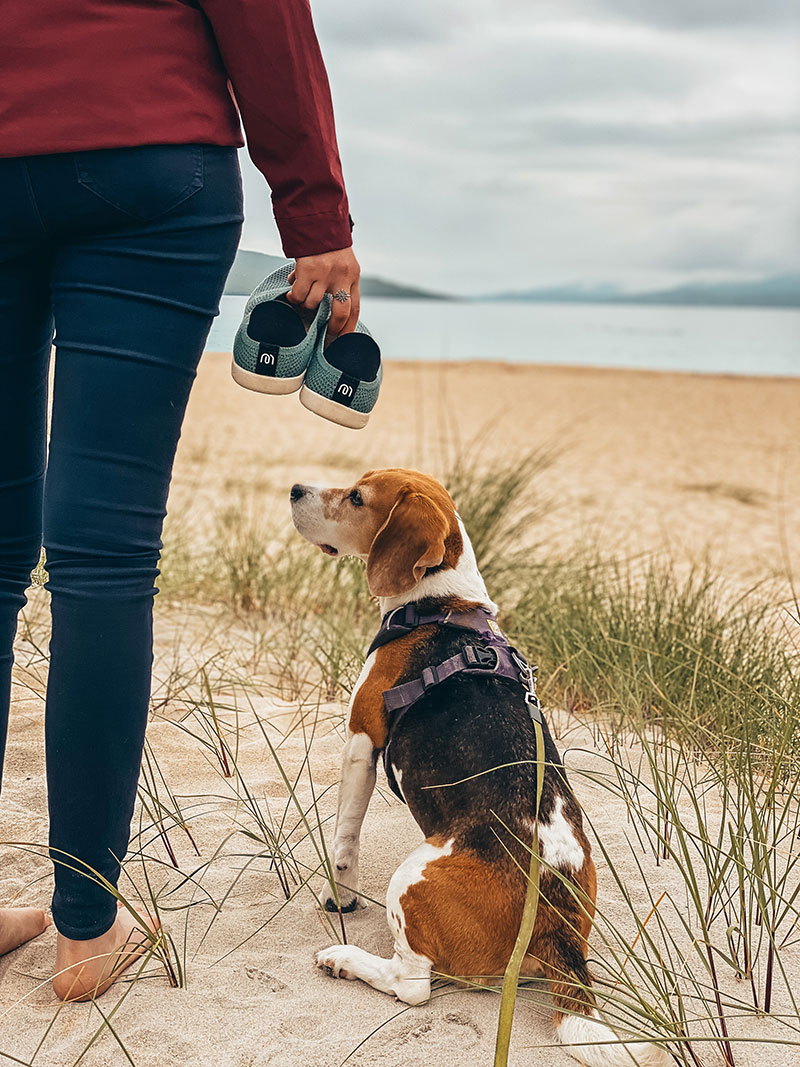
[0,0,359,999]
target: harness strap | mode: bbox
[381,641,542,803]
[367,602,495,656]
[369,602,542,803]
[383,643,505,712]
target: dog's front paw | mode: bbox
[318,863,366,913]
[316,945,357,980]
[318,884,364,912]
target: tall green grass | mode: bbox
[507,556,799,761]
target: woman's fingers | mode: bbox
[327,278,357,337]
[302,280,328,312]
[286,268,311,306]
[286,249,361,331]
[336,279,361,337]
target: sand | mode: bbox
[2,356,799,1066]
[177,356,800,582]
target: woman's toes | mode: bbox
[0,907,51,956]
[52,909,160,1002]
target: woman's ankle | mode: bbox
[52,909,159,1001]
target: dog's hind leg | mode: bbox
[316,838,451,1005]
[315,942,432,1006]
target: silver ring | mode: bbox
[333,289,350,303]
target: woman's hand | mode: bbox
[287,247,361,338]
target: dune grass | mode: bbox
[157,450,799,765]
[2,448,798,1065]
[517,716,800,1066]
[507,557,799,764]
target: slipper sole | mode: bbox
[231,360,305,395]
[299,384,370,429]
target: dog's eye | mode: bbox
[348,489,364,507]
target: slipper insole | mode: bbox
[246,299,307,347]
[325,334,381,382]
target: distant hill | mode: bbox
[224,249,452,300]
[224,250,286,295]
[358,276,453,300]
[489,275,800,309]
[226,251,800,309]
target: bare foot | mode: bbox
[0,906,51,955]
[53,907,160,1002]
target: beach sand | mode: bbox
[175,356,800,589]
[2,356,799,1066]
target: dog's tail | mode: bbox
[542,938,671,1067]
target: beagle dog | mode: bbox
[290,469,668,1067]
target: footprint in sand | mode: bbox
[244,965,288,992]
[349,1009,482,1065]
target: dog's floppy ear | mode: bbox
[367,488,449,598]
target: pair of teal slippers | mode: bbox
[231,262,382,430]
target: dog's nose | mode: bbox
[290,484,306,503]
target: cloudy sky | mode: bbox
[238,0,800,295]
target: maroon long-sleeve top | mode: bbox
[0,0,352,257]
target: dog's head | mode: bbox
[290,468,464,598]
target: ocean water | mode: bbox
[207,296,800,377]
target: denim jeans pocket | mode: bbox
[73,144,205,221]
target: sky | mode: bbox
[237,0,800,295]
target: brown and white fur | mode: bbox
[290,469,669,1067]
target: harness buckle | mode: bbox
[465,644,501,671]
[383,604,413,632]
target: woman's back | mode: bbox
[1,0,352,254]
[1,0,240,158]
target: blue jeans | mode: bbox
[0,145,243,938]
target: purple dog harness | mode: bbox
[367,603,542,802]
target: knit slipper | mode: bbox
[232,262,331,395]
[299,323,382,429]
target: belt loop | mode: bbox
[421,665,438,689]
